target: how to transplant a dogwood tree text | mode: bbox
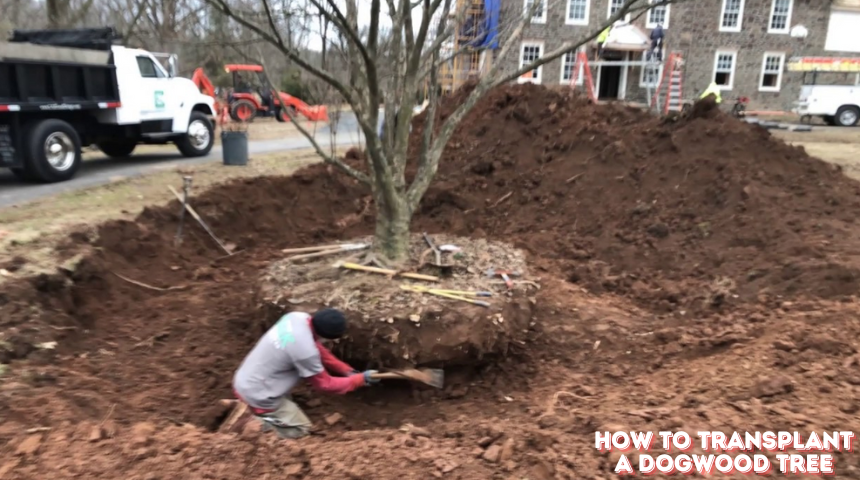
[596,430,855,475]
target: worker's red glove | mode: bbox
[349,373,369,388]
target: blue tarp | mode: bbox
[457,0,500,50]
[478,0,500,49]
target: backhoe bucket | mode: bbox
[305,105,329,122]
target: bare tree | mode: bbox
[204,0,683,265]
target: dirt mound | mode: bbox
[687,94,720,119]
[3,83,860,478]
[412,83,860,311]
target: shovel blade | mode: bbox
[392,368,445,389]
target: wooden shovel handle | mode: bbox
[288,248,344,261]
[340,262,439,282]
[370,372,408,380]
[282,244,348,254]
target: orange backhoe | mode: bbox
[192,64,328,123]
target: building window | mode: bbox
[519,42,543,84]
[759,52,785,91]
[713,51,737,89]
[640,52,664,87]
[561,49,585,85]
[524,0,546,24]
[646,0,670,28]
[825,9,860,53]
[608,0,631,21]
[566,0,589,25]
[719,0,744,32]
[768,0,792,33]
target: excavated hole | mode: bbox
[214,235,541,433]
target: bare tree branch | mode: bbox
[206,0,351,102]
[406,0,547,207]
[261,0,287,47]
[202,0,693,263]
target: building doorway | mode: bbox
[597,51,629,100]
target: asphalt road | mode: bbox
[0,114,367,209]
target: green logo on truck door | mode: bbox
[154,91,165,109]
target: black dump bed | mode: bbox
[10,28,119,51]
[0,28,120,110]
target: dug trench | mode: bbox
[2,84,860,478]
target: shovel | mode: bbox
[419,233,454,274]
[370,368,444,389]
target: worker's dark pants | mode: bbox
[647,39,663,61]
[597,43,605,58]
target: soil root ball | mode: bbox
[256,235,536,368]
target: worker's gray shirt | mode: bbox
[233,312,325,410]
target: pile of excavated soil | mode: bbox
[2,84,860,479]
[257,235,535,367]
[411,84,860,312]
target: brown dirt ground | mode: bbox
[2,84,860,479]
[0,150,323,281]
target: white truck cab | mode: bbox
[793,85,860,127]
[92,45,215,158]
[107,46,212,134]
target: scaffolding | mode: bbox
[438,0,492,95]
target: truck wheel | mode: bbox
[176,112,214,157]
[20,119,82,183]
[98,140,137,157]
[835,106,860,127]
[230,100,257,122]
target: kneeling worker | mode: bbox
[233,308,378,439]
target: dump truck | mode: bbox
[0,28,216,183]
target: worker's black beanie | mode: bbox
[311,308,347,339]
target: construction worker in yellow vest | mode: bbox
[699,82,722,104]
[596,26,611,59]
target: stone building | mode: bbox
[496,0,860,110]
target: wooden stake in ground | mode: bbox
[168,185,233,256]
[218,400,248,433]
[112,271,189,292]
[174,176,192,245]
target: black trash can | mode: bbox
[221,130,249,166]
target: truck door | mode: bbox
[135,55,178,124]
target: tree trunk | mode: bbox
[47,0,64,27]
[373,192,412,265]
